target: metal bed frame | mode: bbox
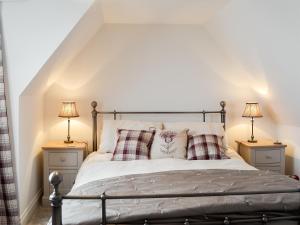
[49,101,300,225]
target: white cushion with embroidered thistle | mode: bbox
[150,129,188,159]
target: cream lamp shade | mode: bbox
[58,102,79,143]
[58,102,79,118]
[242,102,263,143]
[242,102,263,118]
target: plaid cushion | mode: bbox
[112,129,155,161]
[187,134,229,160]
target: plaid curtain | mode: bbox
[0,33,20,224]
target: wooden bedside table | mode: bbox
[42,141,86,206]
[236,140,286,174]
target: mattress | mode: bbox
[73,148,256,189]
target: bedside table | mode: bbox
[42,141,86,206]
[236,140,286,174]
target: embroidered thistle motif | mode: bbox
[160,131,177,154]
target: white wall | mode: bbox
[278,125,300,175]
[44,24,277,152]
[204,0,300,174]
[0,0,97,223]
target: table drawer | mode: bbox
[255,149,281,164]
[48,152,78,167]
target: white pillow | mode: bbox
[99,120,163,153]
[151,129,188,159]
[163,122,228,148]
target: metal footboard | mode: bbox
[49,171,300,225]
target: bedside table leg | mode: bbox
[49,171,63,225]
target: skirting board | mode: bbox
[20,188,42,225]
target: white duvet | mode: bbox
[73,148,256,189]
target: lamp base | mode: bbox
[64,140,74,144]
[248,139,257,143]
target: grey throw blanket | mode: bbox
[61,170,300,225]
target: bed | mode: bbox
[48,101,300,225]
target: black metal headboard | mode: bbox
[91,101,226,152]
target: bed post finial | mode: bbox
[220,101,226,110]
[49,171,63,225]
[91,101,97,109]
[220,101,226,130]
[91,101,99,152]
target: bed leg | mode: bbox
[49,171,63,225]
[101,193,107,225]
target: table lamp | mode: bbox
[58,101,79,143]
[242,102,263,143]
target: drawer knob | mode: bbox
[265,155,272,159]
[60,158,66,162]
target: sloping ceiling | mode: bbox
[203,0,300,174]
[2,0,96,97]
[22,0,104,95]
[205,0,300,126]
